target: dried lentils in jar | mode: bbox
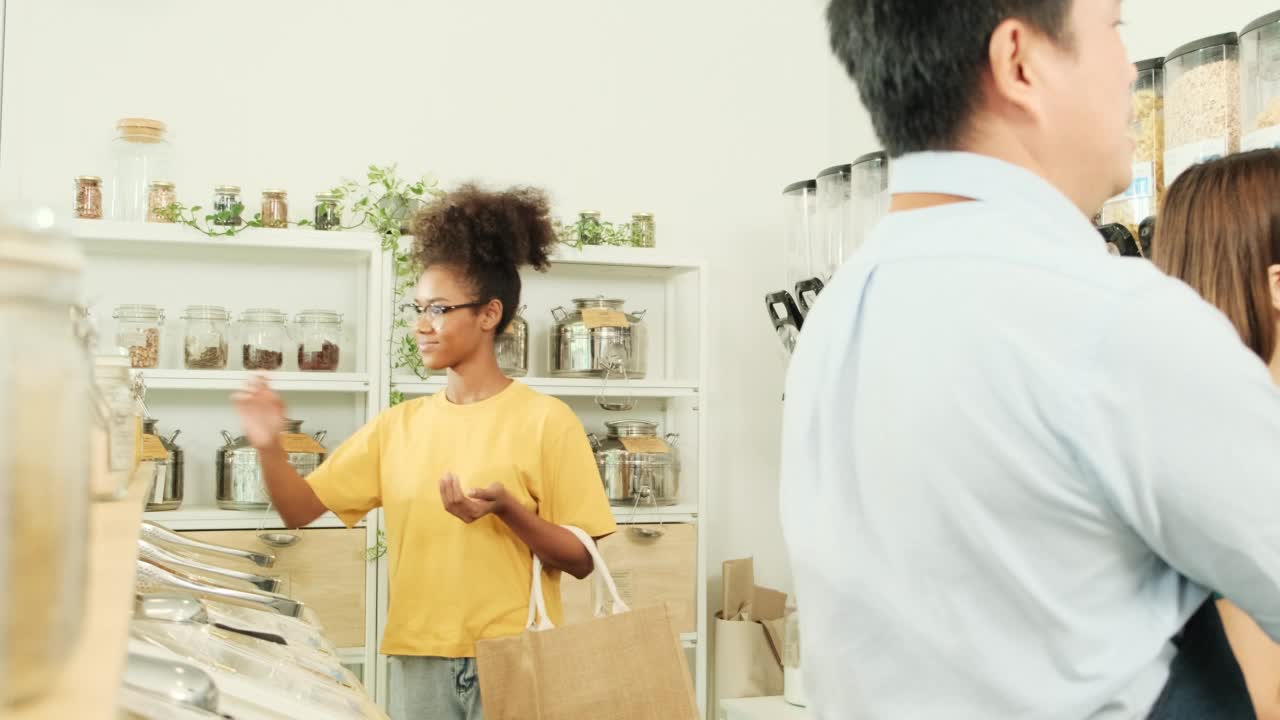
[260,189,288,229]
[295,309,342,371]
[181,305,230,369]
[74,176,103,219]
[146,180,176,223]
[112,304,164,369]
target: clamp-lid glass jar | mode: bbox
[1242,10,1280,150]
[239,308,287,371]
[181,305,230,369]
[112,304,164,369]
[295,309,342,372]
[1163,33,1240,187]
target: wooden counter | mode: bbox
[10,465,151,719]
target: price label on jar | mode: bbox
[582,308,629,329]
[1164,138,1229,187]
[1243,125,1280,152]
[619,436,670,454]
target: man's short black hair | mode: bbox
[827,0,1074,157]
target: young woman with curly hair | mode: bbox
[232,184,616,720]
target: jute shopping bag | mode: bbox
[476,525,699,720]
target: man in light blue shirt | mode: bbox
[781,0,1280,718]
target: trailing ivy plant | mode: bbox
[153,202,314,236]
[553,217,637,249]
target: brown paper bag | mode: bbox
[713,558,787,705]
[477,525,698,720]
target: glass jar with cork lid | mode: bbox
[110,118,173,222]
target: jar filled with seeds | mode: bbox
[295,309,343,372]
[74,176,103,219]
[146,180,176,223]
[181,305,230,369]
[1241,10,1280,150]
[112,304,164,369]
[314,192,341,231]
[1101,57,1165,249]
[212,185,243,227]
[1163,33,1240,187]
[260,189,288,228]
[239,308,287,371]
[630,213,656,248]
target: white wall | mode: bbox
[0,0,852,592]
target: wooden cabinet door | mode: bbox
[560,523,696,633]
[179,528,368,649]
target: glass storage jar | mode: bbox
[850,151,889,258]
[260,189,288,229]
[1242,10,1280,150]
[0,211,89,705]
[815,165,852,279]
[181,305,230,370]
[782,179,820,298]
[212,185,243,227]
[112,304,164,369]
[495,305,528,377]
[1101,57,1165,248]
[239,308,287,371]
[146,181,176,223]
[314,193,341,231]
[74,176,103,219]
[109,118,173,222]
[1163,33,1240,187]
[91,354,138,500]
[295,310,343,372]
[630,213,655,248]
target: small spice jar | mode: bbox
[239,308,287,371]
[260,189,289,229]
[314,192,341,231]
[579,211,603,246]
[212,185,243,227]
[146,181,176,223]
[630,212,655,248]
[74,176,103,219]
[112,304,164,369]
[295,309,343,372]
[180,305,230,369]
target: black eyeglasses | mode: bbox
[400,301,487,321]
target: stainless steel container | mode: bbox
[143,417,183,511]
[216,419,326,510]
[588,420,680,506]
[549,297,647,379]
[0,212,90,705]
[495,305,528,377]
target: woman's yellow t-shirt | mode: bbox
[306,381,617,658]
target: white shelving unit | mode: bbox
[74,219,389,694]
[78,220,711,717]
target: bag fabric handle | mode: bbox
[525,525,630,631]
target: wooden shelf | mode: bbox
[143,505,359,531]
[10,465,152,720]
[393,375,698,399]
[71,220,381,263]
[139,369,371,393]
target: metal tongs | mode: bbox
[141,520,277,568]
[138,539,283,594]
[135,559,305,619]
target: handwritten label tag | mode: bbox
[620,436,670,454]
[582,308,628,329]
[140,434,168,461]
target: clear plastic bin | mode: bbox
[1163,33,1240,186]
[815,165,852,279]
[782,180,819,293]
[1241,10,1280,150]
[1101,57,1164,247]
[850,151,890,258]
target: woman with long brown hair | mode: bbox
[1153,148,1280,719]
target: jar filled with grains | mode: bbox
[1101,57,1165,250]
[1163,33,1240,188]
[112,304,164,369]
[630,213,656,248]
[295,309,343,372]
[74,176,103,219]
[1241,10,1280,151]
[314,192,341,230]
[260,189,289,229]
[180,305,230,369]
[239,308,287,371]
[146,180,176,223]
[212,185,243,227]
